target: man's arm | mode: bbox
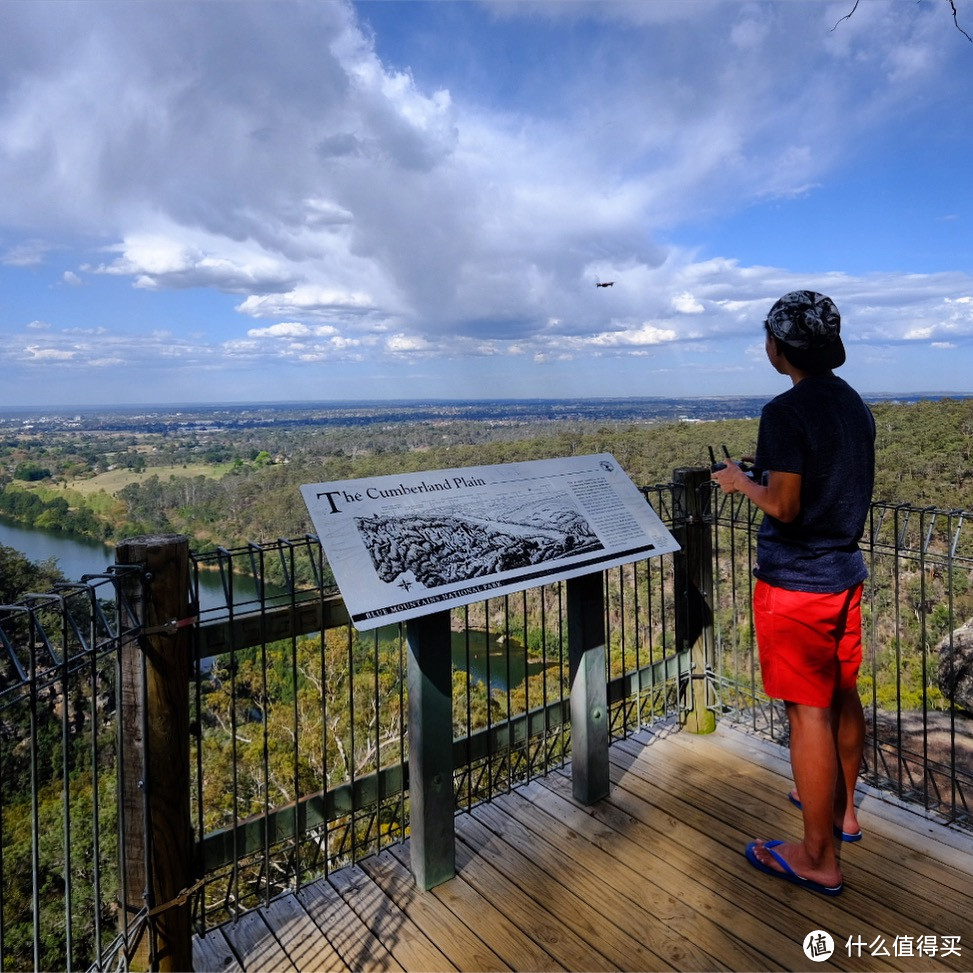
[711,465,802,523]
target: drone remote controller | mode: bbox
[710,445,759,479]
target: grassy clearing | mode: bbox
[63,463,233,498]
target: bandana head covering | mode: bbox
[766,290,845,370]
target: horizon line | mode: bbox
[2,389,973,414]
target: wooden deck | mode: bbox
[193,724,973,972]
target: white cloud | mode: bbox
[237,287,378,320]
[25,345,75,361]
[586,323,680,349]
[0,1,971,403]
[2,239,53,267]
[3,0,943,339]
[673,292,704,314]
[88,231,299,294]
[386,334,432,353]
[247,323,312,339]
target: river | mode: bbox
[0,515,115,581]
[0,515,271,612]
[1,519,542,687]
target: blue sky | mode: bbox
[1,0,972,407]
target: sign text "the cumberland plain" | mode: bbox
[315,475,487,513]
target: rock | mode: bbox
[938,619,973,712]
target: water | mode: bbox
[0,515,114,582]
[450,629,549,691]
[0,515,271,613]
[4,393,969,615]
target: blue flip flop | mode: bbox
[745,840,844,896]
[788,793,863,842]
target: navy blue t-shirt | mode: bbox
[753,375,875,592]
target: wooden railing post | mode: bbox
[567,571,610,803]
[117,535,195,972]
[406,608,455,890]
[672,469,717,733]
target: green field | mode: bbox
[63,463,234,497]
[11,464,234,520]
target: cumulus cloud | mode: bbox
[673,292,705,314]
[0,2,944,329]
[86,231,300,294]
[237,288,379,321]
[247,323,303,339]
[25,345,75,361]
[0,0,971,403]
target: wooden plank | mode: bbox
[218,908,298,972]
[192,926,243,973]
[608,733,968,972]
[655,729,973,927]
[647,729,973,968]
[296,872,403,973]
[260,892,348,972]
[605,741,891,971]
[196,596,350,659]
[328,863,457,971]
[543,760,864,973]
[474,792,727,972]
[359,848,509,972]
[200,726,973,973]
[387,842,561,973]
[453,817,616,972]
[518,775,779,971]
[465,805,678,971]
[711,724,973,862]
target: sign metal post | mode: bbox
[302,455,678,888]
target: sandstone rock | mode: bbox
[938,618,973,712]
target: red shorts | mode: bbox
[753,579,863,708]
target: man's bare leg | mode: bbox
[751,700,842,887]
[791,686,864,835]
[832,685,865,837]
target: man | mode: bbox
[711,290,875,896]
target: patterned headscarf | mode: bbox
[765,290,845,370]
[766,290,841,350]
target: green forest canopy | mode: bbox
[1,397,972,555]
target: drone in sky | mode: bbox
[595,279,615,288]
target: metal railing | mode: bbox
[188,485,684,931]
[0,567,142,973]
[1,478,971,972]
[711,491,973,824]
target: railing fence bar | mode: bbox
[2,482,972,971]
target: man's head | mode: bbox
[764,290,845,373]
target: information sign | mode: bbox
[301,453,679,630]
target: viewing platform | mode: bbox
[194,725,973,973]
[3,475,972,972]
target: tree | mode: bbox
[0,545,64,604]
[12,461,51,482]
[835,0,972,43]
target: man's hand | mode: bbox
[711,464,802,523]
[711,461,749,495]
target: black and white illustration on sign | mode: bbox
[301,454,679,630]
[358,492,602,588]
